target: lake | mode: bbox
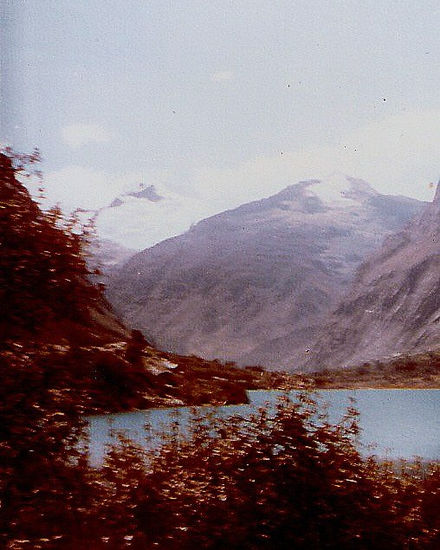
[87,389,440,466]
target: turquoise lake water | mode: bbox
[87,389,440,466]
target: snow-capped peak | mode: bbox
[94,184,216,250]
[111,183,165,204]
[304,174,376,207]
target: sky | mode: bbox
[2,0,440,214]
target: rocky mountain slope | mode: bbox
[306,182,440,370]
[107,174,424,370]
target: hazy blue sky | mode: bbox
[2,0,440,211]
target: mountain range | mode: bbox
[107,174,425,370]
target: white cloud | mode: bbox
[210,70,233,82]
[192,109,440,210]
[36,166,115,211]
[25,165,174,214]
[29,109,440,232]
[62,123,112,149]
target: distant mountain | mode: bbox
[107,174,425,369]
[306,182,440,370]
[84,183,216,251]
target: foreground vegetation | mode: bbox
[88,401,440,550]
[3,393,440,549]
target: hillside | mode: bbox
[302,350,440,388]
[307,182,440,370]
[107,174,424,369]
[0,152,126,347]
